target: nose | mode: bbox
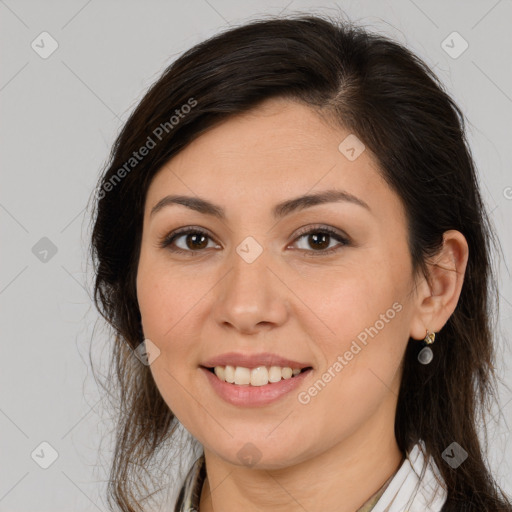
[213,245,289,335]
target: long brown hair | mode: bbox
[88,13,512,511]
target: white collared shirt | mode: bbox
[372,441,447,512]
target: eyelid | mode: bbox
[291,224,348,241]
[156,225,215,249]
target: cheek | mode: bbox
[296,262,405,343]
[299,291,407,439]
[137,249,201,343]
[296,265,409,396]
[136,258,201,417]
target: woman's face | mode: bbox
[136,98,424,468]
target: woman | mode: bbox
[89,14,512,512]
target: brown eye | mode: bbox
[304,232,331,250]
[292,226,350,256]
[182,232,209,250]
[159,227,219,255]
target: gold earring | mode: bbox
[424,330,436,345]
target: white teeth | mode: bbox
[224,365,235,383]
[214,366,225,381]
[234,366,251,385]
[250,367,268,386]
[268,366,283,383]
[211,365,306,386]
[281,367,293,379]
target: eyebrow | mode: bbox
[149,189,371,220]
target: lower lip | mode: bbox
[200,367,312,407]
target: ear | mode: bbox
[409,230,469,341]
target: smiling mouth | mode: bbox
[204,365,313,386]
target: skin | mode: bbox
[136,98,468,512]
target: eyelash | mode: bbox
[158,224,350,257]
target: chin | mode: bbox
[206,438,311,471]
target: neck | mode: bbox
[199,411,404,512]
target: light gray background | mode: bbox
[1,1,511,511]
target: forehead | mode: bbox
[144,98,400,222]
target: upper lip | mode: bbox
[201,352,312,369]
